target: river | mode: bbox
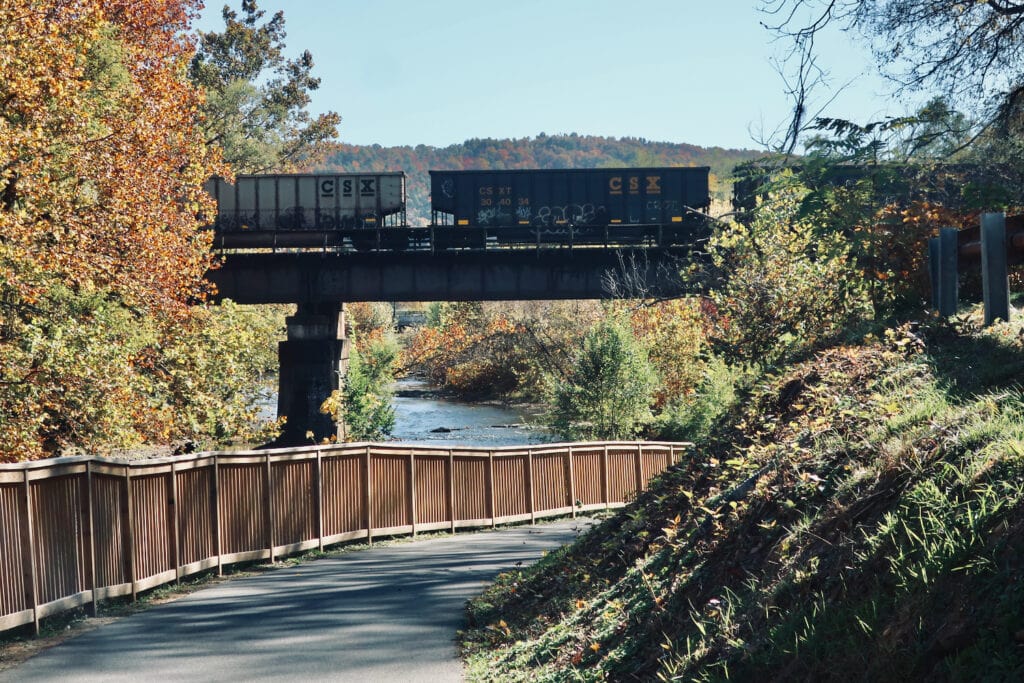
[389,377,548,447]
[256,377,548,447]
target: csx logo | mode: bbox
[609,175,661,195]
[319,178,376,198]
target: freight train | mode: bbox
[206,166,710,250]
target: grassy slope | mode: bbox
[462,314,1024,681]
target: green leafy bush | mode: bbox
[546,318,657,440]
[652,356,740,444]
[708,178,873,366]
[323,334,398,442]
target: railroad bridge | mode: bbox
[205,168,711,445]
[208,226,700,445]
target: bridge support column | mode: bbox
[276,303,349,446]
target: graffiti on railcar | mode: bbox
[530,204,607,228]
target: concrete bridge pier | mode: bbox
[276,302,349,446]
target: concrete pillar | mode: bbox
[276,302,349,446]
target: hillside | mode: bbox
[320,134,765,224]
[460,309,1024,681]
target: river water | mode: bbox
[257,377,548,447]
[389,378,547,447]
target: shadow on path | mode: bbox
[2,520,592,683]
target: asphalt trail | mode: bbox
[3,519,591,682]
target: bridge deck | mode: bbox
[208,224,702,303]
[211,222,705,253]
[210,246,697,303]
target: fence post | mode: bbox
[83,462,97,617]
[19,469,39,635]
[487,451,496,528]
[634,443,644,495]
[264,452,275,562]
[364,446,373,545]
[601,444,610,509]
[981,212,1011,326]
[938,226,959,317]
[447,449,456,534]
[168,462,180,583]
[123,465,137,601]
[566,446,577,518]
[526,449,535,525]
[927,236,941,311]
[408,451,417,536]
[212,455,222,577]
[315,451,324,552]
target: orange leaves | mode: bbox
[1,0,223,313]
[1,0,229,460]
[624,299,708,407]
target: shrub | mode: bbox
[652,355,740,444]
[546,318,657,440]
[322,334,398,442]
[708,179,873,366]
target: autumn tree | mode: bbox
[0,0,226,460]
[190,0,340,172]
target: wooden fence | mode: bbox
[0,440,687,636]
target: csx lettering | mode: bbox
[479,186,494,196]
[629,177,640,194]
[360,179,376,196]
[646,176,661,194]
[320,179,335,197]
[342,179,353,196]
[609,177,623,195]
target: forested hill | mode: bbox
[320,134,765,224]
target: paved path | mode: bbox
[2,520,591,682]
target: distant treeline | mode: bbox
[320,133,766,224]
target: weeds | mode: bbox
[462,313,1024,681]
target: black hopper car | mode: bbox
[209,167,711,251]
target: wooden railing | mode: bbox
[0,440,688,635]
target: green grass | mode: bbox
[461,311,1024,681]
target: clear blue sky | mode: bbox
[196,0,912,151]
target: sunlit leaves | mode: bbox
[0,0,226,460]
[708,178,873,365]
